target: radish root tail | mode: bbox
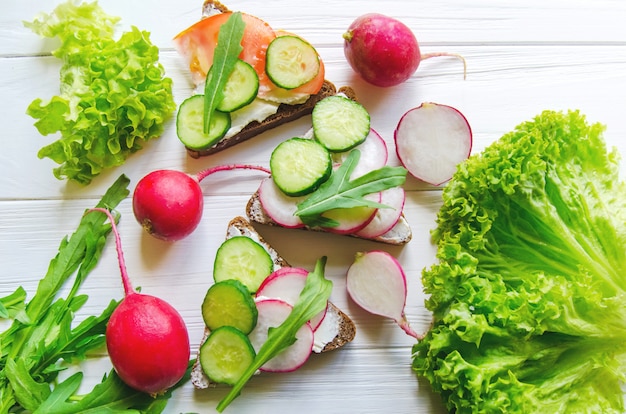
[421,52,467,80]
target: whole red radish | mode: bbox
[343,13,465,87]
[133,165,270,241]
[89,207,190,395]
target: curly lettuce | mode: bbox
[412,110,626,413]
[25,1,176,185]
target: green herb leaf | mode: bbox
[0,174,130,412]
[295,150,408,227]
[216,257,332,412]
[203,12,245,134]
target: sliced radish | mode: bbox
[355,187,406,239]
[394,102,472,186]
[256,267,328,330]
[333,128,388,179]
[248,298,314,372]
[346,251,421,339]
[258,178,306,228]
[320,192,380,234]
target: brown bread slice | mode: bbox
[191,216,356,389]
[187,80,338,158]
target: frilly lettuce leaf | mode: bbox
[413,110,626,413]
[24,1,175,185]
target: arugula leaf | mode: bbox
[0,175,130,413]
[203,12,245,134]
[216,257,332,412]
[295,150,408,227]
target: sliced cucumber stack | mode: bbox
[270,137,332,197]
[176,95,231,150]
[312,95,370,152]
[202,279,258,334]
[213,236,274,293]
[199,326,256,385]
[177,59,259,149]
[266,35,320,89]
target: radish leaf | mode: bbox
[295,150,407,227]
[203,12,245,134]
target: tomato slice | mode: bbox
[173,14,325,102]
[173,12,276,89]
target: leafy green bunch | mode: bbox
[24,1,176,185]
[413,110,626,413]
[0,176,187,413]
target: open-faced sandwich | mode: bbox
[191,216,356,391]
[173,0,339,158]
[245,88,413,246]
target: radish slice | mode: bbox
[248,299,314,372]
[258,178,305,228]
[320,192,380,234]
[394,102,472,186]
[346,251,421,339]
[256,267,327,330]
[333,128,388,179]
[355,187,406,239]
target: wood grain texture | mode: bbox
[0,0,624,412]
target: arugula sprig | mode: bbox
[0,175,187,413]
[216,257,332,412]
[295,150,408,227]
[203,12,245,134]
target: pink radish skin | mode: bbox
[133,165,270,241]
[355,187,406,239]
[88,208,190,395]
[333,128,388,179]
[346,250,421,339]
[343,13,466,87]
[256,267,327,331]
[248,299,314,372]
[395,102,472,186]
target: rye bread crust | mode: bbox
[186,80,338,158]
[191,216,357,389]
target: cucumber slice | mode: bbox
[213,236,274,293]
[312,95,370,152]
[266,35,320,89]
[202,279,258,334]
[215,59,259,112]
[199,326,256,385]
[176,95,231,150]
[270,137,332,197]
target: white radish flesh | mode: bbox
[346,250,420,339]
[355,187,406,239]
[394,102,472,186]
[256,267,327,330]
[320,192,380,234]
[333,128,388,179]
[258,178,306,228]
[248,298,314,372]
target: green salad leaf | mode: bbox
[203,12,245,134]
[24,1,176,185]
[296,150,408,227]
[216,257,332,412]
[412,110,626,413]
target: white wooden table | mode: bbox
[1,1,624,413]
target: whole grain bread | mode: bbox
[187,80,338,158]
[190,216,356,389]
[245,191,413,246]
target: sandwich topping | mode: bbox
[173,9,326,151]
